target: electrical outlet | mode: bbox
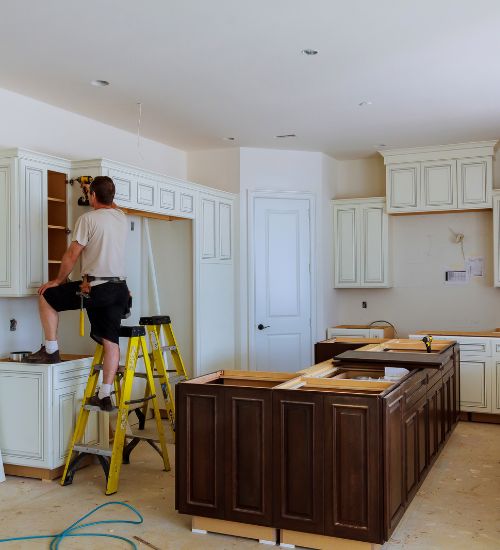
[10,318,17,331]
[362,301,367,309]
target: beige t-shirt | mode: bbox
[73,208,127,279]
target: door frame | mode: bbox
[247,190,316,372]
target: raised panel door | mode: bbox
[108,168,136,206]
[494,361,500,413]
[383,389,405,538]
[457,157,491,209]
[417,398,428,480]
[224,388,273,525]
[273,391,324,534]
[404,409,419,501]
[0,162,14,293]
[361,204,388,286]
[333,205,358,286]
[219,201,232,260]
[421,161,457,210]
[324,395,381,543]
[460,359,491,412]
[201,198,217,259]
[493,195,500,287]
[21,161,47,292]
[136,177,155,210]
[386,163,420,212]
[175,384,224,518]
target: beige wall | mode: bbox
[187,148,240,193]
[333,155,500,337]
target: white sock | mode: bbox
[45,340,59,354]
[98,383,112,399]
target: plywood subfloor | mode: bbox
[0,421,499,549]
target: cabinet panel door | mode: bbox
[180,192,194,215]
[421,161,457,210]
[334,205,358,286]
[175,384,224,518]
[361,205,387,286]
[201,198,217,259]
[108,169,136,206]
[219,201,232,260]
[273,391,324,534]
[21,162,47,291]
[457,157,491,209]
[136,177,155,210]
[383,388,405,539]
[224,388,273,525]
[493,361,500,413]
[404,408,419,501]
[460,360,491,412]
[386,163,420,212]
[0,370,46,464]
[324,395,381,543]
[417,398,428,479]
[0,163,14,291]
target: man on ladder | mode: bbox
[27,176,129,412]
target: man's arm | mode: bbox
[38,241,85,295]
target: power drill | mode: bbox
[422,335,433,353]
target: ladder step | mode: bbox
[125,394,156,406]
[134,372,163,379]
[73,444,113,457]
[84,404,118,413]
[125,434,160,443]
[137,345,176,359]
[94,364,126,374]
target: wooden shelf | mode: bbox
[48,196,65,203]
[48,260,61,264]
[48,225,66,230]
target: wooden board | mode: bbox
[280,529,381,550]
[413,330,500,338]
[191,516,277,543]
[334,325,395,338]
[323,337,390,344]
[304,377,393,392]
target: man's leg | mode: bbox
[98,338,120,399]
[39,294,59,341]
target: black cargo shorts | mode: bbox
[43,280,130,344]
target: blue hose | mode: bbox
[0,501,144,549]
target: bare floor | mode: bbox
[0,421,499,549]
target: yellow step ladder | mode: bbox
[134,315,189,437]
[60,325,170,495]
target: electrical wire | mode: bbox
[0,501,143,549]
[368,319,398,338]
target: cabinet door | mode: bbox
[201,197,217,259]
[457,157,492,209]
[0,161,16,294]
[417,397,428,480]
[460,359,491,413]
[493,195,500,287]
[218,200,232,260]
[324,395,381,543]
[493,361,500,414]
[421,160,457,210]
[20,160,48,293]
[175,384,224,518]
[0,369,47,466]
[383,388,405,538]
[403,408,419,502]
[386,163,420,212]
[273,391,324,534]
[333,204,358,287]
[136,176,156,211]
[360,204,389,286]
[224,388,273,526]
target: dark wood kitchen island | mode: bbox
[175,339,460,549]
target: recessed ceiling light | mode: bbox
[222,137,236,141]
[91,80,110,87]
[275,134,296,139]
[358,100,372,107]
[301,49,318,56]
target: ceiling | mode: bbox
[1,0,500,158]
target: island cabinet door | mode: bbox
[416,397,428,481]
[273,391,324,534]
[382,387,405,539]
[223,388,273,526]
[323,395,382,543]
[427,377,443,464]
[175,384,224,518]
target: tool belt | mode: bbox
[85,276,127,283]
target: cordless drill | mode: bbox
[422,335,433,353]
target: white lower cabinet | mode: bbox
[494,361,500,413]
[459,358,492,413]
[0,357,96,475]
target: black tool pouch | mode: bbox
[122,294,133,319]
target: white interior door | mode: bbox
[253,197,312,372]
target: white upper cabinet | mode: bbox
[381,141,496,214]
[0,150,70,297]
[333,198,390,288]
[199,192,234,262]
[493,191,500,287]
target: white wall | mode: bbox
[187,148,240,193]
[334,155,500,336]
[0,86,188,356]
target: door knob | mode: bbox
[257,324,270,330]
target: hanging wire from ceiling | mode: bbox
[136,101,144,160]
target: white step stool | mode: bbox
[0,448,5,482]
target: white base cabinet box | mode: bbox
[381,142,495,214]
[332,197,390,288]
[0,357,98,478]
